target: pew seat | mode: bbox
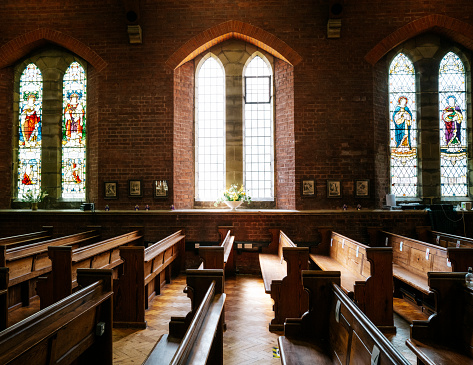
[406,339,473,365]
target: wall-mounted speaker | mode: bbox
[122,0,141,24]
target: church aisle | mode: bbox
[112,274,281,364]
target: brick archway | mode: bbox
[365,14,473,65]
[166,20,302,69]
[0,28,107,71]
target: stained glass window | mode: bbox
[439,52,468,197]
[62,61,86,199]
[389,53,417,197]
[196,56,225,201]
[244,55,274,199]
[18,63,43,200]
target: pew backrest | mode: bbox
[381,230,473,273]
[0,230,100,287]
[0,269,113,365]
[199,229,234,270]
[417,226,473,249]
[0,226,53,249]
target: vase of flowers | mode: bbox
[214,184,251,210]
[22,189,48,210]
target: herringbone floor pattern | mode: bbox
[112,274,281,365]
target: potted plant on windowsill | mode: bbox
[22,189,48,210]
[214,184,251,210]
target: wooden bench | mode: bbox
[0,268,7,331]
[113,230,185,328]
[0,226,53,249]
[198,228,235,275]
[378,230,473,312]
[0,229,101,324]
[417,226,473,248]
[406,272,473,365]
[144,269,225,365]
[36,230,143,309]
[309,228,394,331]
[0,268,113,365]
[278,270,411,365]
[258,229,309,331]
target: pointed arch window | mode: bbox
[62,62,87,199]
[243,55,274,200]
[18,63,43,200]
[195,56,225,201]
[439,52,468,197]
[389,53,417,197]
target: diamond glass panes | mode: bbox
[244,56,274,200]
[196,56,225,201]
[18,63,43,200]
[389,53,417,197]
[62,62,86,199]
[439,52,467,197]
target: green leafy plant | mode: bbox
[22,189,48,203]
[214,184,251,206]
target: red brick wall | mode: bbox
[0,1,473,211]
[173,61,195,209]
[275,58,295,209]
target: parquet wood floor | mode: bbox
[7,275,416,364]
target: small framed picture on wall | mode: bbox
[355,179,370,198]
[301,178,316,197]
[327,180,341,198]
[128,179,143,197]
[104,181,118,199]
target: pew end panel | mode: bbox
[269,247,309,332]
[353,247,395,332]
[407,272,473,364]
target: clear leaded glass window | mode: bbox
[439,52,468,197]
[62,61,86,199]
[244,55,274,199]
[196,56,225,201]
[18,63,43,200]
[389,53,417,197]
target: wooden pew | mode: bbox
[0,226,53,249]
[113,230,185,328]
[0,268,113,365]
[417,226,473,248]
[144,269,225,365]
[258,229,309,331]
[377,230,473,313]
[406,272,473,364]
[0,229,101,319]
[309,228,394,331]
[278,270,411,365]
[198,228,235,274]
[36,230,143,309]
[0,268,7,331]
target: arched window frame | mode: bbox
[17,63,43,200]
[195,53,226,201]
[243,53,274,200]
[13,50,88,207]
[439,51,468,197]
[62,61,87,200]
[388,52,418,198]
